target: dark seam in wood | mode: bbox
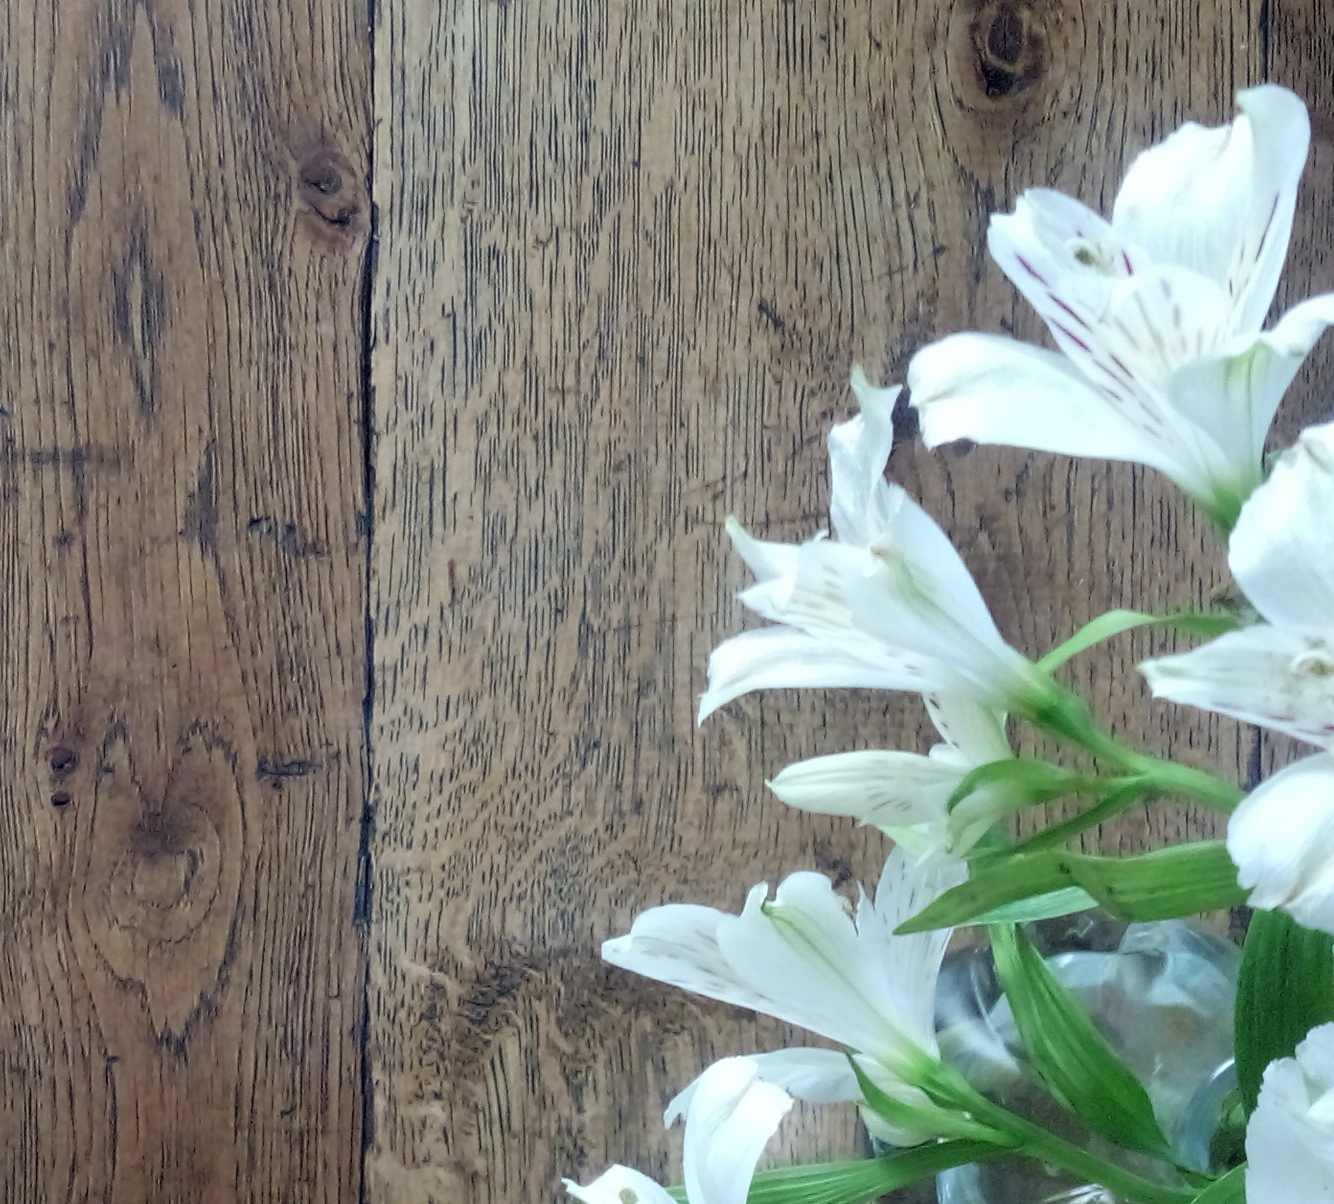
[356,3,381,1193]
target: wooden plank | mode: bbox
[0,2,371,1200]
[368,1,1334,1200]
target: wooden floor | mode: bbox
[0,1,1330,1200]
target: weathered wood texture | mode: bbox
[368,0,1334,1201]
[0,2,371,1201]
[369,2,1334,1202]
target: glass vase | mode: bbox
[932,913,1242,1203]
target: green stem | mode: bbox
[1006,780,1148,856]
[994,1109,1196,1204]
[928,1073,1197,1204]
[1127,752,1245,812]
[1199,473,1254,538]
[1024,682,1243,812]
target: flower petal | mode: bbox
[854,485,1010,660]
[681,1057,793,1204]
[719,871,903,1057]
[708,369,1035,717]
[861,850,966,1050]
[1247,1021,1334,1203]
[992,187,1237,388]
[743,466,1022,697]
[987,189,1135,366]
[715,848,962,1064]
[1227,754,1334,935]
[601,898,772,1015]
[1113,85,1310,333]
[908,332,1198,486]
[1142,624,1334,747]
[698,627,943,722]
[666,1048,949,1151]
[1266,293,1334,358]
[606,852,963,1155]
[724,516,803,585]
[924,694,1012,764]
[563,1166,677,1204]
[1164,295,1334,503]
[1100,265,1233,382]
[766,749,962,847]
[666,1048,860,1126]
[1229,418,1334,632]
[830,368,900,545]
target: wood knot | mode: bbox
[295,146,366,250]
[49,745,81,807]
[968,1,1046,99]
[933,0,1073,172]
[110,800,222,942]
[76,728,244,1035]
[49,746,79,775]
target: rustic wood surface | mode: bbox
[4,1,1334,1202]
[0,1,371,1201]
[368,1,1334,1202]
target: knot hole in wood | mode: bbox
[296,146,367,251]
[969,0,1047,99]
[49,744,79,806]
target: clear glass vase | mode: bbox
[932,913,1242,1203]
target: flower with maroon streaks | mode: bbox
[908,85,1334,530]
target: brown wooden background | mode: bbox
[1,0,1331,1201]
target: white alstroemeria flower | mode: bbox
[1142,421,1334,933]
[564,1058,792,1204]
[1225,755,1334,934]
[1142,420,1334,742]
[564,1166,676,1204]
[700,369,1041,722]
[602,847,966,1144]
[767,695,1013,857]
[1245,1021,1334,1202]
[665,1045,961,1149]
[908,85,1334,527]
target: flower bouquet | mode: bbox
[566,86,1334,1204]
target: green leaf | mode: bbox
[663,1143,1006,1204]
[897,842,1245,934]
[744,1143,1007,1204]
[946,758,1088,813]
[1235,908,1334,1114]
[967,886,1099,926]
[1002,780,1150,857]
[1039,609,1241,673]
[843,1056,996,1146]
[991,924,1171,1157]
[1170,613,1248,639]
[1188,1164,1246,1204]
[845,1055,933,1138]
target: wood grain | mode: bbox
[8,0,1330,1200]
[368,1,1334,1201]
[0,2,371,1200]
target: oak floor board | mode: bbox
[0,2,372,1200]
[368,2,1334,1201]
[4,0,1334,1201]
